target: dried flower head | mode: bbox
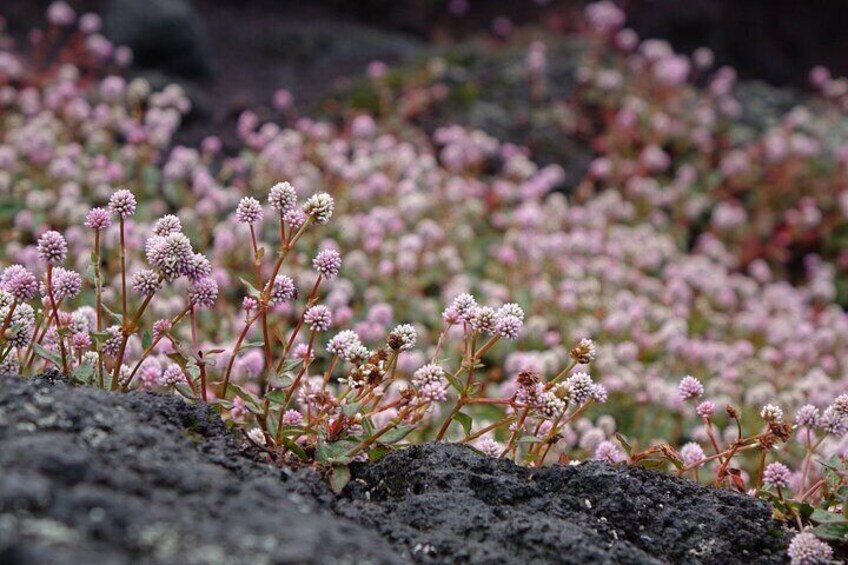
[387,323,417,351]
[570,338,597,364]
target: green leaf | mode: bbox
[329,465,351,494]
[33,344,62,368]
[444,372,463,393]
[71,362,94,384]
[367,445,390,462]
[185,359,201,380]
[256,246,266,261]
[265,389,287,404]
[379,424,414,445]
[101,303,124,324]
[239,277,262,299]
[454,411,473,436]
[342,402,361,417]
[228,383,262,409]
[237,341,265,352]
[142,330,152,351]
[615,432,633,456]
[279,436,309,461]
[174,383,195,399]
[316,438,355,464]
[812,522,848,542]
[811,509,848,525]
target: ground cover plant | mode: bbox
[0,2,846,563]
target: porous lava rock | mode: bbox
[0,374,789,564]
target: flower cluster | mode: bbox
[1,3,847,561]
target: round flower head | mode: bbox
[497,303,525,321]
[469,306,497,335]
[412,364,446,388]
[820,406,848,437]
[153,214,182,236]
[832,394,848,418]
[37,231,68,265]
[152,319,172,340]
[101,326,123,358]
[146,232,193,281]
[2,265,37,302]
[108,189,137,218]
[450,293,477,321]
[787,532,833,565]
[52,268,82,299]
[564,372,596,405]
[183,253,212,282]
[678,376,704,401]
[696,401,715,419]
[268,181,298,214]
[84,207,112,231]
[47,1,76,27]
[281,409,304,426]
[313,249,342,280]
[304,305,332,332]
[283,208,307,229]
[188,277,218,309]
[476,437,501,458]
[388,323,417,351]
[269,275,297,305]
[760,404,784,423]
[160,365,184,387]
[303,192,334,224]
[131,269,162,296]
[570,338,597,364]
[418,380,448,403]
[680,442,705,467]
[71,332,92,353]
[327,330,362,357]
[495,314,522,340]
[242,297,258,311]
[594,441,625,464]
[236,196,263,224]
[762,462,790,489]
[795,405,820,428]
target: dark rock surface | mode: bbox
[0,373,402,565]
[104,0,213,78]
[339,444,789,564]
[0,374,789,564]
